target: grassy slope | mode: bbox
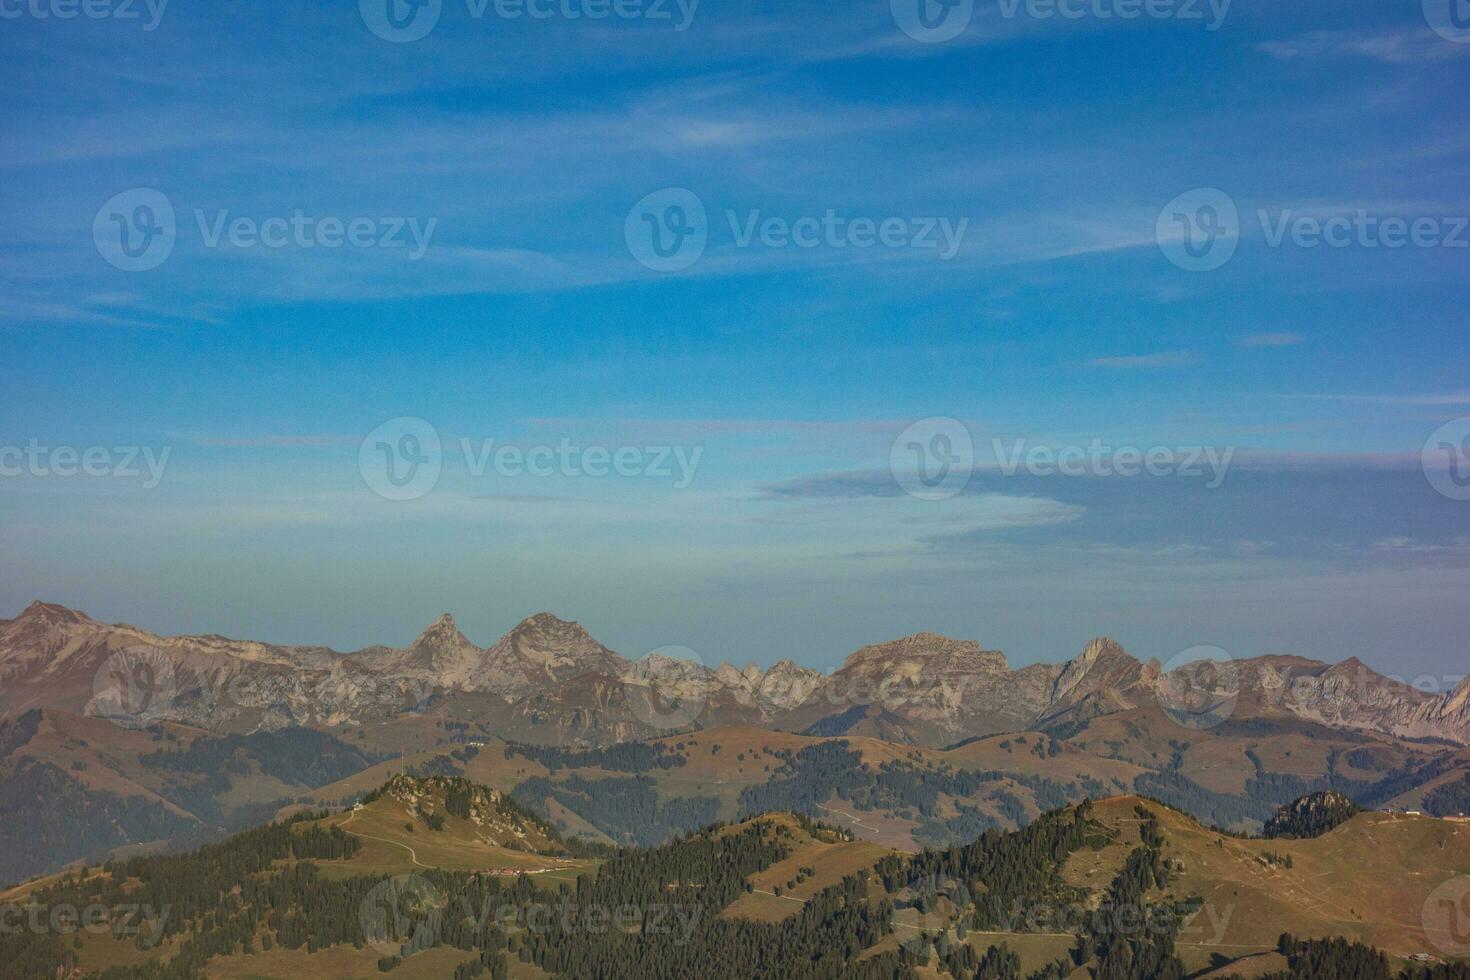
[296,785,596,881]
[1075,797,1470,971]
[720,812,897,923]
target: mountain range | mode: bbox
[2,600,1467,748]
[5,599,1470,890]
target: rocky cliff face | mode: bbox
[1,600,1466,748]
[779,632,1058,738]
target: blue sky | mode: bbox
[1,0,1467,680]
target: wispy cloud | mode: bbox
[1085,351,1197,369]
[1257,29,1470,65]
[1240,332,1304,348]
[1275,392,1470,406]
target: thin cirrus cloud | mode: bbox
[1085,351,1197,369]
[1274,391,1470,406]
[1240,333,1304,348]
[1257,29,1470,65]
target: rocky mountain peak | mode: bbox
[412,613,468,646]
[841,632,1009,675]
[399,613,481,687]
[513,611,584,634]
[1444,674,1470,716]
[1044,636,1144,719]
[11,601,96,628]
[473,612,625,693]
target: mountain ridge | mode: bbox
[1,600,1466,748]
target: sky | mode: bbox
[1,0,1467,684]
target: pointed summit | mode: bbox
[402,613,479,684]
[414,608,458,640]
[1045,636,1144,716]
[410,612,470,649]
[472,612,625,694]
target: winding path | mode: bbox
[339,808,427,868]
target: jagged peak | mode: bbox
[1048,636,1141,705]
[1078,636,1129,662]
[409,613,473,649]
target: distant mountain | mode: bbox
[1,601,1466,751]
